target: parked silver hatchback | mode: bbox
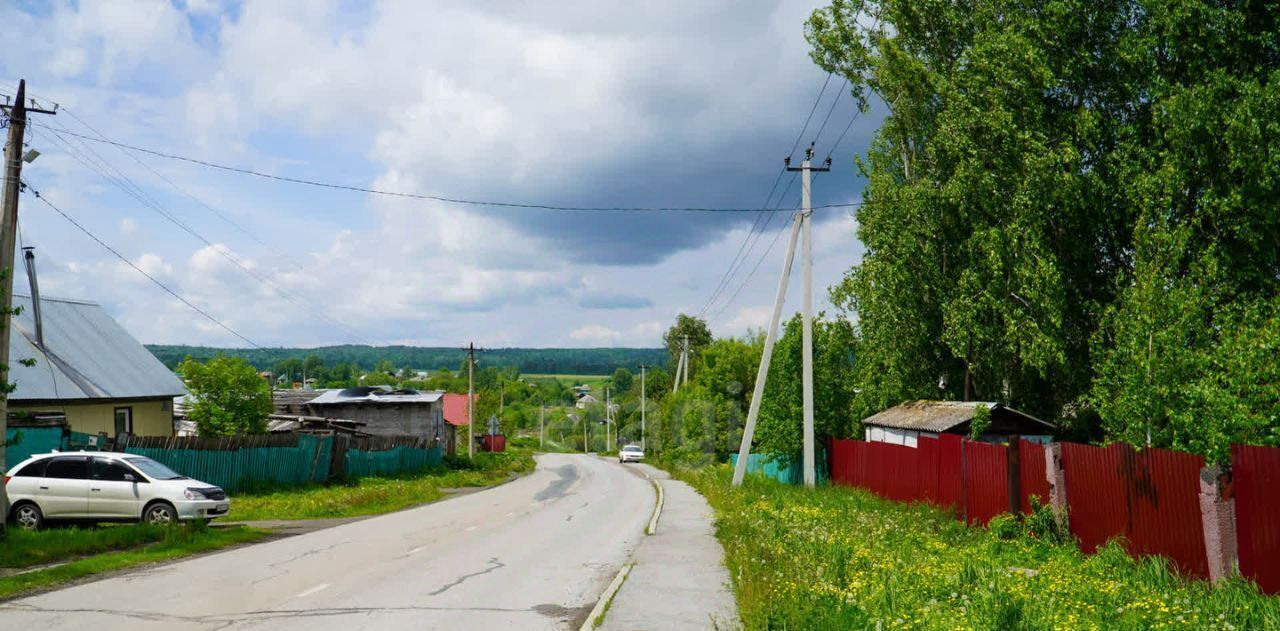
[4,451,230,529]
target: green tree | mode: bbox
[611,367,634,394]
[755,314,859,461]
[663,314,713,377]
[806,0,1280,459]
[178,356,273,436]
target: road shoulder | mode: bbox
[598,463,739,630]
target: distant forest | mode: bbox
[146,344,667,376]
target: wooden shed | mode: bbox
[862,400,1054,448]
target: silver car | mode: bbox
[4,451,230,529]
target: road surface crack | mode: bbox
[428,557,505,596]
[251,541,351,584]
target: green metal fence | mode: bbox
[344,444,443,478]
[4,426,65,467]
[731,450,829,485]
[125,433,332,493]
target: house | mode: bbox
[441,393,476,455]
[575,393,598,409]
[7,294,186,438]
[305,386,446,442]
[861,400,1055,448]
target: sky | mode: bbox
[1,0,877,349]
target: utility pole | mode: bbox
[681,335,690,387]
[639,365,647,452]
[606,386,613,452]
[671,343,684,394]
[464,342,483,458]
[795,145,829,487]
[732,146,829,488]
[539,401,545,450]
[0,81,54,529]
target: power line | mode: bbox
[696,72,839,318]
[708,202,803,323]
[810,78,849,147]
[30,123,859,213]
[23,181,260,348]
[29,124,373,344]
[53,104,308,272]
[787,73,832,159]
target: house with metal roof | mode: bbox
[861,400,1055,448]
[305,386,447,442]
[7,294,187,439]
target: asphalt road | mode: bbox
[0,453,653,631]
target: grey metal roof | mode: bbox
[861,400,1055,432]
[308,387,444,405]
[8,294,187,401]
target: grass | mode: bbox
[675,464,1280,631]
[0,523,266,600]
[229,449,536,522]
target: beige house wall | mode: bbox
[10,398,174,437]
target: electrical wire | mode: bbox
[54,104,308,272]
[30,123,859,213]
[23,181,261,348]
[30,124,373,344]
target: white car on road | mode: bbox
[618,444,644,463]
[4,451,230,530]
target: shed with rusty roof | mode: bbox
[861,400,1054,447]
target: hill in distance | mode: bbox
[146,344,668,376]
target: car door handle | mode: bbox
[91,488,102,492]
[39,486,48,490]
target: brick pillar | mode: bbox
[1044,443,1068,518]
[1199,466,1238,584]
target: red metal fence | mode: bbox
[1233,444,1280,594]
[1059,442,1208,577]
[1018,440,1050,514]
[826,436,1280,591]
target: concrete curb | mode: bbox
[647,477,664,535]
[580,562,633,631]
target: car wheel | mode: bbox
[12,502,43,530]
[144,502,177,526]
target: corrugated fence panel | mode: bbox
[1061,442,1208,578]
[1233,444,1280,594]
[1019,440,1050,514]
[963,440,1008,525]
[4,427,65,468]
[125,434,333,493]
[936,434,964,516]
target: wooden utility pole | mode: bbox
[732,146,829,488]
[0,80,54,528]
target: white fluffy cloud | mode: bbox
[2,0,874,348]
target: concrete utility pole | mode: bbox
[681,335,690,387]
[465,342,482,458]
[639,365,647,452]
[605,386,611,452]
[539,402,545,450]
[0,80,54,527]
[732,146,829,488]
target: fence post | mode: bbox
[1199,466,1238,584]
[1044,443,1068,519]
[1008,435,1022,516]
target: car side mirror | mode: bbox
[124,473,136,482]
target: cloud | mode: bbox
[569,325,622,345]
[0,0,878,348]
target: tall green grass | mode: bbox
[679,465,1280,630]
[1,524,169,569]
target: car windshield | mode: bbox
[623,446,643,452]
[124,457,186,480]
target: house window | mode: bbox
[114,407,133,437]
